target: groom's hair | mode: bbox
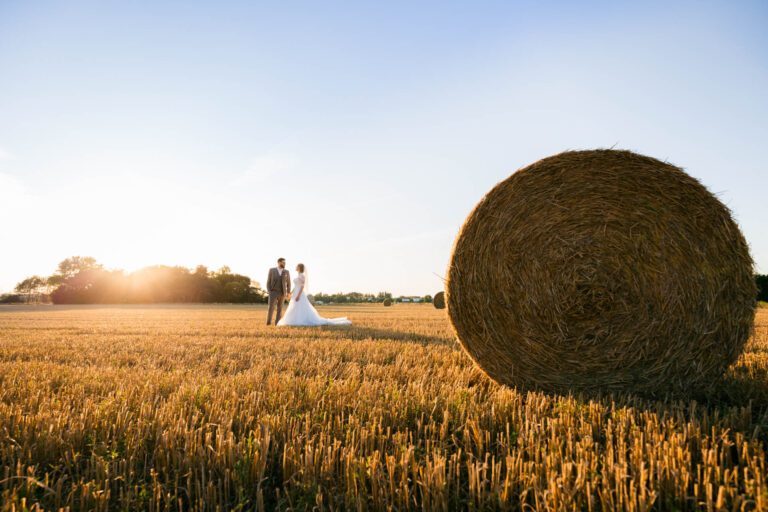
[277,258,285,263]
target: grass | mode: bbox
[0,303,767,511]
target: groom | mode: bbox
[266,257,291,325]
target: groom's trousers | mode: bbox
[267,292,286,325]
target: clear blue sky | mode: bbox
[1,0,766,295]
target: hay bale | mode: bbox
[383,298,393,307]
[446,149,755,395]
[433,291,446,309]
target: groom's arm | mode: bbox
[267,270,274,292]
[285,271,291,294]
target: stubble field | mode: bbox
[1,304,767,511]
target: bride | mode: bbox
[277,264,352,326]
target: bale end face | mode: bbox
[446,149,755,396]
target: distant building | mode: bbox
[399,296,422,303]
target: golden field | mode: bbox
[1,304,767,511]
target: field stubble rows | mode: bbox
[0,304,767,511]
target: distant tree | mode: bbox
[224,281,247,301]
[55,256,102,279]
[129,266,196,303]
[47,274,65,288]
[14,277,33,298]
[14,275,46,303]
[758,274,768,302]
[50,268,126,304]
[423,295,433,303]
[215,268,258,302]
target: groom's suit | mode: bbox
[266,267,291,325]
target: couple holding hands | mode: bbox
[266,258,351,327]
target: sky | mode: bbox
[0,0,766,296]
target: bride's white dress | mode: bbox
[277,273,352,326]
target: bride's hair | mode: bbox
[296,263,305,273]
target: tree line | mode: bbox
[312,292,393,304]
[1,256,402,305]
[4,257,266,304]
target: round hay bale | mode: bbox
[383,298,393,307]
[433,291,446,309]
[447,149,755,395]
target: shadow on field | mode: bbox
[527,371,768,442]
[344,326,456,345]
[266,325,456,346]
[714,371,768,409]
[548,371,768,409]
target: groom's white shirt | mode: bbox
[277,267,284,276]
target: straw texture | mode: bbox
[446,149,756,395]
[434,291,446,309]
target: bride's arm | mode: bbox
[295,277,305,301]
